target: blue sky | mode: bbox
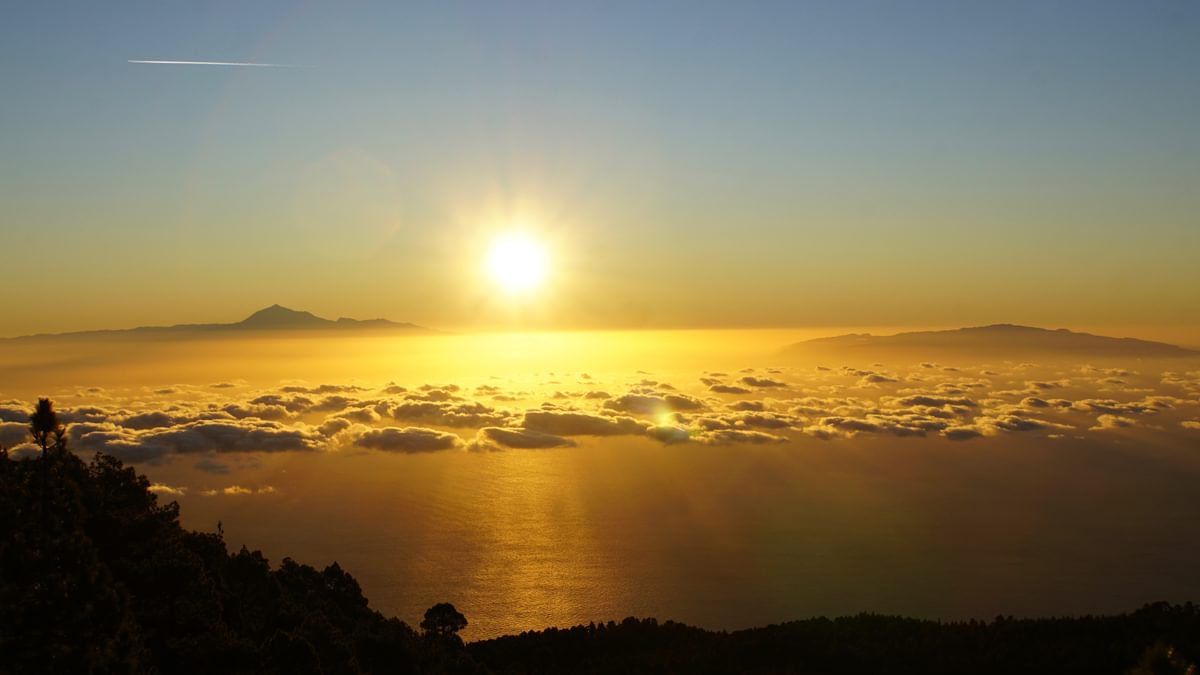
[1,1,1197,335]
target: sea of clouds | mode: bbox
[4,360,1198,497]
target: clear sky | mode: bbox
[2,1,1197,336]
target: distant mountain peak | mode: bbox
[239,305,329,328]
[974,323,1036,330]
[952,324,1062,334]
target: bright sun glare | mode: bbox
[486,233,548,294]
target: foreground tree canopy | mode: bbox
[1,399,1198,674]
[423,603,469,640]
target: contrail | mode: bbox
[128,59,306,68]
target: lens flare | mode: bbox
[486,234,548,294]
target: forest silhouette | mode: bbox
[2,399,1197,675]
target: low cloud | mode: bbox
[248,394,314,414]
[978,415,1074,433]
[739,376,786,389]
[281,384,366,395]
[692,412,798,431]
[943,426,985,441]
[1073,397,1178,416]
[643,424,787,446]
[335,406,382,425]
[858,373,898,387]
[603,393,706,415]
[5,357,1194,469]
[353,427,463,453]
[391,401,512,428]
[1026,380,1071,390]
[144,420,322,454]
[521,411,648,437]
[1091,414,1137,430]
[693,429,789,445]
[200,485,278,497]
[148,483,187,496]
[68,419,323,463]
[0,422,28,447]
[318,417,354,437]
[469,427,576,451]
[120,411,191,430]
[0,405,29,423]
[803,414,946,439]
[405,387,462,402]
[893,395,977,408]
[647,425,691,444]
[220,404,295,421]
[727,400,767,412]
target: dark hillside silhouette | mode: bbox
[0,400,478,675]
[469,610,1200,675]
[2,399,1197,674]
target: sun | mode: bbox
[486,233,548,294]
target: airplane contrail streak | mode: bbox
[128,59,306,67]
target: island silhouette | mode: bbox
[787,324,1197,358]
[7,309,1197,362]
[1,305,435,341]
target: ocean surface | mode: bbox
[3,330,1199,640]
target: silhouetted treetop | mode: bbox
[422,602,469,638]
[29,397,65,454]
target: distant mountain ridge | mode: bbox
[3,304,434,340]
[789,323,1197,358]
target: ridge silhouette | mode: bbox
[0,305,435,341]
[789,324,1197,357]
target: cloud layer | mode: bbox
[3,361,1195,470]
